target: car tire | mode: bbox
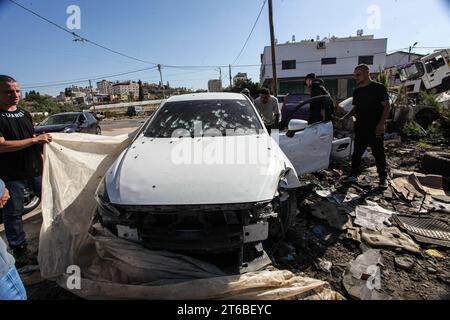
[23,188,41,214]
[96,127,102,135]
[421,151,450,177]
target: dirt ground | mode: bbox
[2,136,449,300]
[270,139,450,300]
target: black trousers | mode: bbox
[351,130,387,178]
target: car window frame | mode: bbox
[143,98,264,138]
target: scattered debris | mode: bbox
[354,201,395,231]
[394,215,450,248]
[342,250,391,300]
[394,256,416,271]
[361,227,421,254]
[316,258,333,273]
[311,201,353,230]
[425,249,445,260]
[345,227,362,243]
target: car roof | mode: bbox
[166,92,247,102]
[50,112,81,116]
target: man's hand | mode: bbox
[0,188,10,208]
[375,123,386,137]
[33,133,53,144]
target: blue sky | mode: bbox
[1,0,450,95]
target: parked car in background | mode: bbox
[35,111,101,135]
[0,186,39,224]
[276,94,286,112]
[126,106,146,117]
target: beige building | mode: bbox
[112,81,139,99]
[208,79,222,92]
[97,80,113,95]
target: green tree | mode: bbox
[138,80,144,101]
[224,78,261,99]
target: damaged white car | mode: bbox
[93,93,334,272]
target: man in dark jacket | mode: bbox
[305,73,334,125]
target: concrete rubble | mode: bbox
[270,138,450,300]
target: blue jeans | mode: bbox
[0,266,27,300]
[1,176,42,249]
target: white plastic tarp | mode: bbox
[38,133,343,300]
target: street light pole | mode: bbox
[408,42,418,62]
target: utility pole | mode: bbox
[157,64,166,99]
[229,64,232,88]
[268,0,278,96]
[88,80,96,113]
[219,67,223,91]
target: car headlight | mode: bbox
[95,178,121,226]
[63,127,75,133]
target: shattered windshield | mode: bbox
[144,99,263,138]
[399,62,425,81]
[40,114,77,126]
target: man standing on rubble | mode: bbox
[0,75,53,267]
[305,73,334,125]
[254,88,280,135]
[339,65,391,188]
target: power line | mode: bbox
[8,0,158,66]
[232,0,267,65]
[21,66,157,89]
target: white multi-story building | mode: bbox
[112,81,139,99]
[260,34,388,100]
[97,80,113,95]
[208,79,222,92]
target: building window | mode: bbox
[359,56,374,65]
[282,60,296,70]
[321,57,337,65]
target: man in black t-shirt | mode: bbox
[339,65,391,188]
[0,75,52,267]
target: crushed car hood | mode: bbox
[105,135,298,205]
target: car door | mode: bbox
[85,113,98,134]
[278,121,333,175]
[77,114,90,133]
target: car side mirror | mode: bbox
[288,119,308,132]
[286,119,308,138]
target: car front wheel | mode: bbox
[23,188,40,214]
